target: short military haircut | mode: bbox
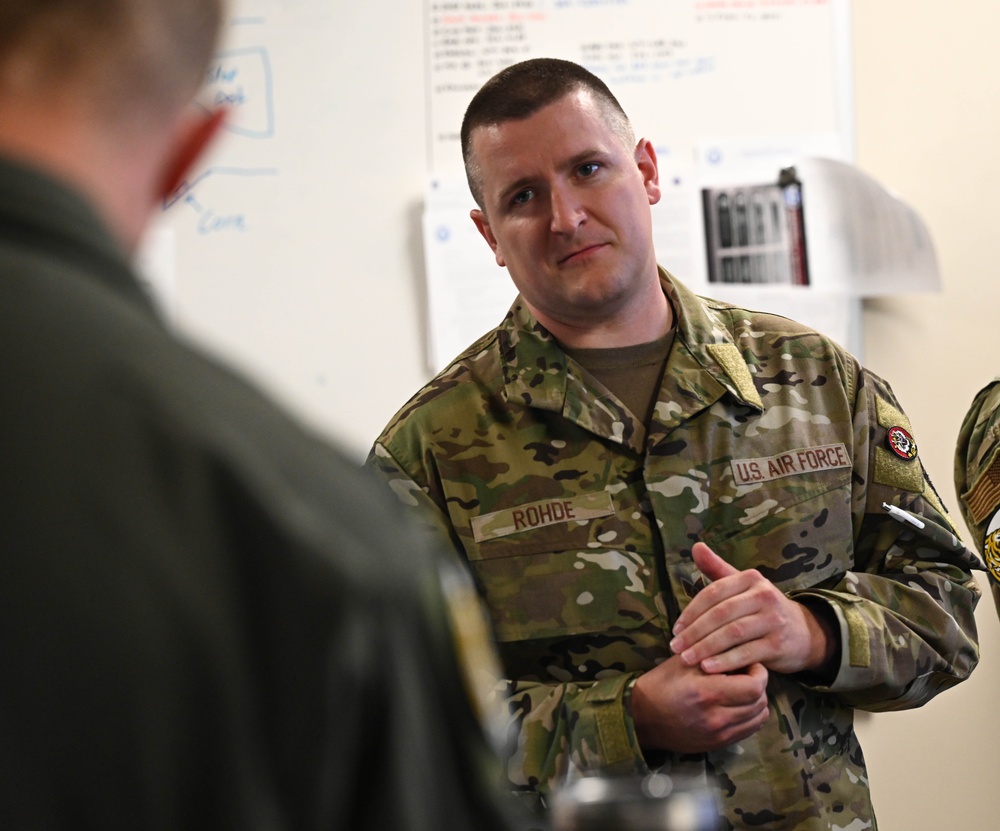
[460,57,635,209]
[0,0,224,122]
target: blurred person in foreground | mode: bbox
[955,377,1000,615]
[367,57,982,830]
[0,2,530,829]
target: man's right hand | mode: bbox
[630,656,769,753]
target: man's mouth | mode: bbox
[558,243,607,265]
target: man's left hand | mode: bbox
[669,542,837,676]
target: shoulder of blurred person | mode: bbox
[0,2,532,828]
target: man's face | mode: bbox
[469,89,661,336]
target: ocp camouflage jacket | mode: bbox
[367,270,981,831]
[955,376,1000,615]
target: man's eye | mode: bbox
[511,190,534,206]
[578,162,601,177]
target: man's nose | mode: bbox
[549,185,586,234]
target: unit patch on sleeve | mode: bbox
[963,451,1000,526]
[886,426,918,461]
[730,443,851,486]
[984,510,1000,585]
[873,395,924,493]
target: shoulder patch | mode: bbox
[873,394,923,492]
[706,342,763,409]
[886,426,918,460]
[984,510,1000,585]
[964,454,1000,526]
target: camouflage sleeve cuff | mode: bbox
[786,591,851,690]
[574,672,646,774]
[785,587,977,702]
[552,673,645,774]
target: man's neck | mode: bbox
[530,274,672,349]
[0,94,167,254]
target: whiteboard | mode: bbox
[144,0,854,459]
[427,0,855,175]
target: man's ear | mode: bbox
[635,137,661,207]
[156,107,227,204]
[470,208,506,268]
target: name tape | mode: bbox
[471,490,615,542]
[731,443,850,486]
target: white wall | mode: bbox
[852,3,1000,829]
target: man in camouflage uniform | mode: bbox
[367,58,981,830]
[955,378,1000,614]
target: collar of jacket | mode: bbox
[0,155,156,319]
[497,267,765,453]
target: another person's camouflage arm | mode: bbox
[955,376,1000,616]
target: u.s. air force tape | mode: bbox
[730,443,850,486]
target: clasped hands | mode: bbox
[631,541,837,754]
